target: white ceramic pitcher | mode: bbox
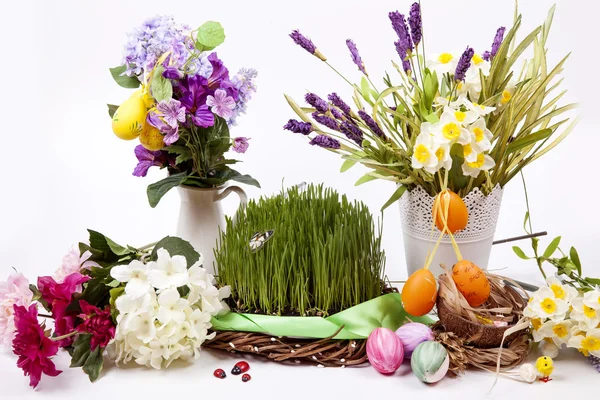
[176,185,247,275]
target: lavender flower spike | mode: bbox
[455,46,474,82]
[395,41,412,74]
[358,110,386,139]
[490,27,506,60]
[284,119,313,135]
[310,134,341,149]
[312,112,340,131]
[482,50,491,62]
[589,355,600,372]
[408,3,422,46]
[346,39,367,75]
[389,11,413,54]
[290,30,327,61]
[341,121,364,146]
[305,93,329,113]
[328,93,352,116]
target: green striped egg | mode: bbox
[410,341,449,383]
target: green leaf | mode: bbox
[106,279,121,288]
[355,174,378,186]
[109,65,140,89]
[424,112,440,124]
[105,236,132,256]
[532,237,539,254]
[569,247,582,276]
[195,21,226,52]
[585,277,600,286]
[229,172,261,188]
[107,104,119,119]
[82,347,104,382]
[512,246,530,260]
[87,230,133,260]
[109,287,125,323]
[147,171,189,208]
[70,334,92,368]
[29,284,49,311]
[543,236,561,259]
[151,236,201,267]
[448,143,469,191]
[150,65,172,102]
[523,212,531,234]
[360,77,373,105]
[506,128,554,154]
[340,159,357,173]
[381,186,406,212]
[166,145,193,165]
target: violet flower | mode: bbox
[394,41,412,74]
[341,121,364,146]
[328,93,352,116]
[346,39,367,75]
[146,111,178,145]
[232,137,250,154]
[133,145,165,177]
[454,46,474,82]
[290,30,327,61]
[408,3,422,46]
[313,112,340,131]
[305,93,329,113]
[162,66,184,80]
[193,105,214,128]
[490,27,506,60]
[309,134,341,149]
[206,89,236,119]
[156,99,186,128]
[389,11,413,54]
[284,119,313,135]
[358,110,387,139]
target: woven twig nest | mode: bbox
[434,271,531,374]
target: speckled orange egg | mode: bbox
[402,269,438,316]
[452,260,490,307]
[433,190,469,234]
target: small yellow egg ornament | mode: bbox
[535,356,554,383]
[139,125,165,151]
[112,89,148,140]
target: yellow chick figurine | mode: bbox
[535,356,554,383]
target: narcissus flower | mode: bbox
[568,328,600,357]
[524,286,569,322]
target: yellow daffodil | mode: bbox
[538,319,573,346]
[524,286,569,322]
[429,53,457,74]
[567,328,600,357]
[461,153,495,178]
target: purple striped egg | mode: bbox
[395,322,434,359]
[366,328,404,374]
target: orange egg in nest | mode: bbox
[452,260,490,307]
[402,269,438,316]
[433,190,468,234]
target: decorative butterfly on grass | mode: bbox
[249,230,274,252]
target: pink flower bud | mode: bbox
[366,327,404,374]
[395,322,434,359]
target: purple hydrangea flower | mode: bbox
[207,89,236,119]
[309,135,341,149]
[490,27,506,60]
[389,11,413,54]
[284,119,313,135]
[394,41,412,74]
[313,112,340,131]
[156,99,186,128]
[408,3,422,46]
[341,121,364,146]
[358,110,386,139]
[228,68,258,125]
[327,93,352,116]
[133,145,165,177]
[346,39,367,75]
[455,47,474,81]
[232,137,250,154]
[305,93,329,113]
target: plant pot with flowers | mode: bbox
[107,15,260,274]
[284,3,578,277]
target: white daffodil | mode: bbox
[461,143,479,163]
[546,276,578,303]
[111,260,153,298]
[537,319,573,346]
[444,106,478,126]
[567,328,600,357]
[524,286,569,322]
[461,153,495,178]
[467,54,491,77]
[429,53,457,74]
[464,99,496,117]
[531,318,546,342]
[570,295,600,331]
[411,126,439,174]
[433,111,471,145]
[149,248,189,290]
[157,288,189,325]
[434,143,453,171]
[583,288,600,310]
[467,118,493,152]
[434,95,467,110]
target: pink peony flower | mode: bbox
[76,301,115,350]
[53,245,98,284]
[12,304,62,388]
[38,273,89,347]
[0,273,33,345]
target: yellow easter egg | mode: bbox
[112,90,147,140]
[139,125,164,151]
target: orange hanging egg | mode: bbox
[402,269,438,316]
[433,190,469,234]
[452,260,490,307]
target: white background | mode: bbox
[1,0,599,398]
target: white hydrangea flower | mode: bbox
[149,249,189,289]
[111,260,153,298]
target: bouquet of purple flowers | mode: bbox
[109,16,259,207]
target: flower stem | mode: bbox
[51,331,78,342]
[38,313,53,319]
[520,171,547,280]
[325,61,354,88]
[137,241,158,252]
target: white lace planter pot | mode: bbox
[398,185,504,277]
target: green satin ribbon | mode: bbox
[211,293,435,339]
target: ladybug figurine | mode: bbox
[242,374,251,382]
[231,361,250,375]
[213,368,226,379]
